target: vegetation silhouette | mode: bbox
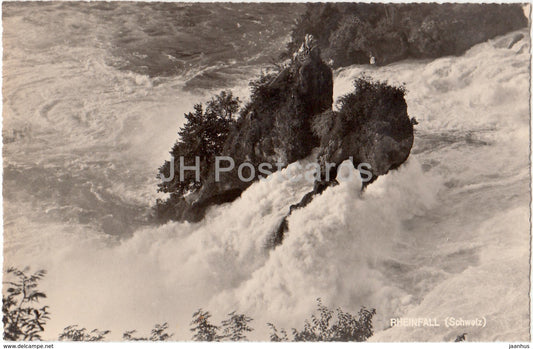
[3,267,49,341]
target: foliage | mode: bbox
[123,323,173,341]
[267,323,289,342]
[336,76,406,123]
[58,325,110,341]
[285,3,527,67]
[311,110,335,140]
[283,3,343,58]
[268,298,376,342]
[248,70,279,106]
[190,309,254,342]
[155,90,240,220]
[220,311,253,341]
[2,265,374,342]
[190,309,220,341]
[2,267,50,341]
[149,323,173,341]
[316,76,408,146]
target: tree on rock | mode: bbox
[123,323,173,341]
[221,311,253,341]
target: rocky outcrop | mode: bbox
[176,35,333,222]
[315,79,413,181]
[170,36,415,237]
[270,78,414,247]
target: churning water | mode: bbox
[2,2,530,341]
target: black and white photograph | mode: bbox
[1,1,531,344]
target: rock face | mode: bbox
[271,78,414,247]
[315,79,413,182]
[177,35,333,222]
[174,35,414,231]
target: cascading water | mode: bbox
[3,2,530,341]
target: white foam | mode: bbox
[3,24,530,341]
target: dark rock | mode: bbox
[316,79,413,178]
[164,37,414,243]
[271,78,414,245]
[182,35,333,222]
[181,188,244,222]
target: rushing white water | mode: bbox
[3,3,530,342]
